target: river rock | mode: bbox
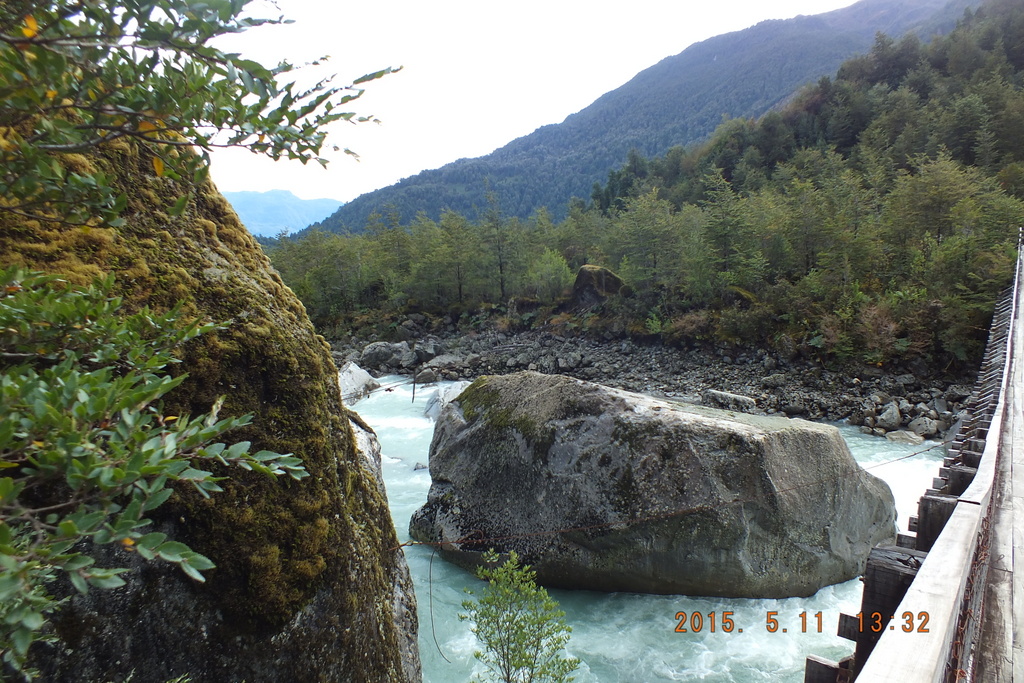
[423,381,472,420]
[361,340,408,368]
[410,372,896,598]
[414,340,443,362]
[944,384,972,401]
[571,264,628,308]
[876,403,902,431]
[424,353,465,369]
[557,351,583,369]
[781,399,808,416]
[895,373,918,390]
[885,430,925,445]
[415,368,439,384]
[907,415,940,438]
[350,413,384,490]
[761,373,788,388]
[338,361,381,402]
[701,389,758,413]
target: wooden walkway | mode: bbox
[807,236,1024,682]
[974,263,1024,681]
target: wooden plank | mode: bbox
[947,465,977,497]
[974,365,1015,681]
[804,655,838,683]
[1010,267,1024,683]
[975,565,1014,682]
[837,612,860,642]
[1013,485,1024,681]
[896,532,916,549]
[960,401,1002,508]
[856,503,984,683]
[852,546,927,675]
[1009,283,1024,682]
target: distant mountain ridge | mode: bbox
[313,0,977,232]
[223,189,343,237]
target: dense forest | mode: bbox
[309,0,977,228]
[268,0,1024,370]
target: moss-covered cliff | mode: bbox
[0,138,419,681]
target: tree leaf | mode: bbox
[156,541,191,562]
[21,15,38,39]
[87,574,127,589]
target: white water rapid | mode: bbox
[351,377,944,682]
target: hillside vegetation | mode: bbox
[268,0,1024,370]
[311,0,977,228]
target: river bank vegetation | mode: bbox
[268,0,1024,371]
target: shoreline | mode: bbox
[335,328,975,442]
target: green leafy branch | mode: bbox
[0,0,397,226]
[0,268,307,678]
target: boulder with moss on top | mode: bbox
[570,264,629,308]
[411,371,896,598]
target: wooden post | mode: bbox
[852,545,928,677]
[804,654,853,683]
[914,493,958,552]
[945,465,977,496]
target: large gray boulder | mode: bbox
[570,264,628,308]
[410,372,896,598]
[360,340,416,369]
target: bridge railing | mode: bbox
[808,230,1024,682]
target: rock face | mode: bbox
[348,414,420,683]
[423,381,472,420]
[0,140,419,682]
[410,372,896,598]
[338,360,381,401]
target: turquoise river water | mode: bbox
[351,377,944,682]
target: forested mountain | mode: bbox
[222,189,342,237]
[269,0,1024,369]
[314,0,977,232]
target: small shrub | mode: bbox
[663,311,712,348]
[460,550,579,683]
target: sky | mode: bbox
[209,0,860,203]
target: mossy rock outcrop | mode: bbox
[410,372,896,598]
[0,140,420,682]
[570,264,628,308]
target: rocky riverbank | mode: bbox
[333,328,974,444]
